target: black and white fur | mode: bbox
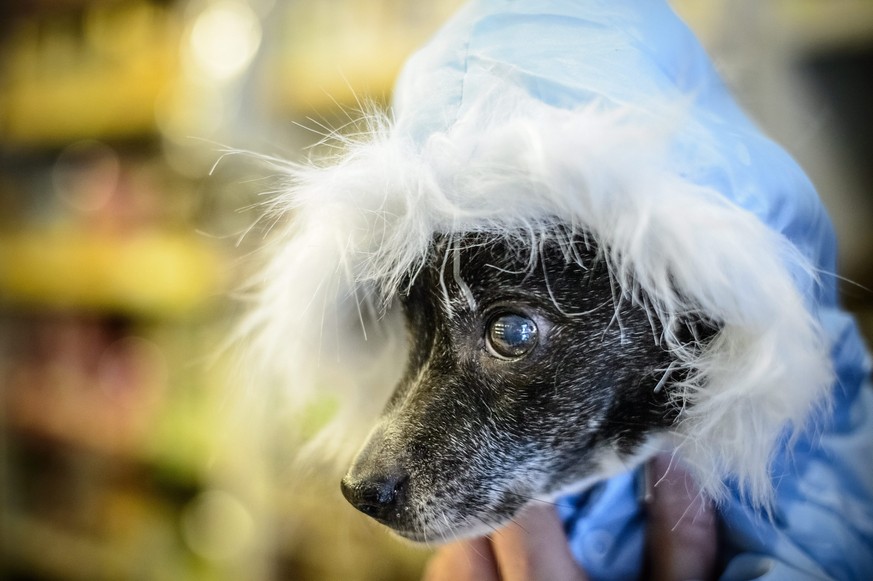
[240,95,832,543]
[340,233,713,541]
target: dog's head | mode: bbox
[340,233,703,542]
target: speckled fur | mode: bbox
[342,233,706,541]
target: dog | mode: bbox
[241,0,873,576]
[339,232,714,541]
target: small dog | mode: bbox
[339,232,713,541]
[242,99,831,546]
[242,0,847,563]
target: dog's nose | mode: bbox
[340,469,409,522]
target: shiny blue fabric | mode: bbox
[395,0,873,579]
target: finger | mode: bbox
[646,454,718,581]
[422,537,500,581]
[489,503,589,581]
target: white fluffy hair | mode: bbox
[240,83,833,509]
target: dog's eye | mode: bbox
[486,313,538,359]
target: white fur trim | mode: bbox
[240,87,833,507]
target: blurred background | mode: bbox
[0,1,870,580]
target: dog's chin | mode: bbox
[384,497,530,545]
[388,516,513,545]
[389,527,468,545]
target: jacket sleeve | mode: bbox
[558,469,648,581]
[560,311,873,581]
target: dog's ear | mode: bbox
[674,310,722,352]
[660,312,722,403]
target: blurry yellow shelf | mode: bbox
[0,226,225,317]
[0,0,180,147]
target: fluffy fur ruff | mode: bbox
[240,87,833,509]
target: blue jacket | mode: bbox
[392,1,873,579]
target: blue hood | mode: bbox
[394,0,834,298]
[390,1,873,579]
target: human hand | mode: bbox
[644,454,717,581]
[422,454,717,581]
[422,502,588,581]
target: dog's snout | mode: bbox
[341,469,409,522]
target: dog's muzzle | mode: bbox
[340,426,413,527]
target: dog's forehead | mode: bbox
[444,234,594,283]
[399,233,604,322]
[424,235,553,281]
[406,237,532,304]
